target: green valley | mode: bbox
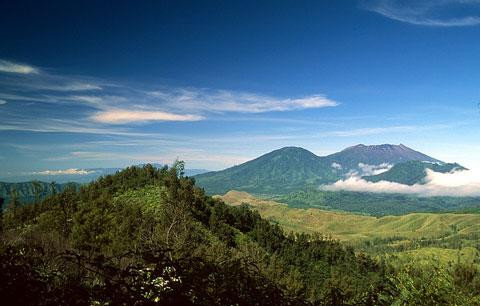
[218,190,480,267]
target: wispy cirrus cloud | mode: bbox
[0,58,339,127]
[0,59,40,74]
[91,109,204,124]
[320,124,451,137]
[149,89,338,113]
[361,0,480,27]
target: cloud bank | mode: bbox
[362,0,480,27]
[32,168,95,175]
[322,168,480,197]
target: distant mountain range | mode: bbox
[0,165,210,184]
[0,144,466,202]
[194,144,462,195]
[0,165,209,204]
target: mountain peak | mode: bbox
[343,143,414,152]
[275,146,309,152]
[328,143,441,168]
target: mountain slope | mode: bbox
[195,144,443,195]
[0,181,80,204]
[363,161,466,185]
[218,190,480,242]
[194,147,337,195]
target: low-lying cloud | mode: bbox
[32,168,95,176]
[358,162,393,176]
[322,168,480,197]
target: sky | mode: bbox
[1,0,480,176]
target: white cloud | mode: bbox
[362,0,480,27]
[64,150,249,170]
[0,99,6,105]
[322,168,480,197]
[36,82,102,91]
[91,109,204,124]
[0,59,39,74]
[32,168,95,175]
[331,162,343,170]
[358,162,393,176]
[68,95,105,105]
[150,89,338,113]
[319,124,451,137]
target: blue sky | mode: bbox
[1,0,480,175]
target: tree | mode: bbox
[50,181,57,196]
[32,180,42,213]
[0,197,4,231]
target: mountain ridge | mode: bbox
[194,144,449,195]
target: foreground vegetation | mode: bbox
[1,164,480,305]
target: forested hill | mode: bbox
[0,163,386,304]
[194,147,337,195]
[362,160,466,185]
[1,163,479,304]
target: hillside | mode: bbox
[194,147,337,195]
[195,144,444,195]
[218,190,480,242]
[218,190,480,269]
[363,160,466,185]
[0,164,397,305]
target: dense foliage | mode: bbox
[1,164,479,305]
[276,189,480,216]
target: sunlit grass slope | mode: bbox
[216,190,480,243]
